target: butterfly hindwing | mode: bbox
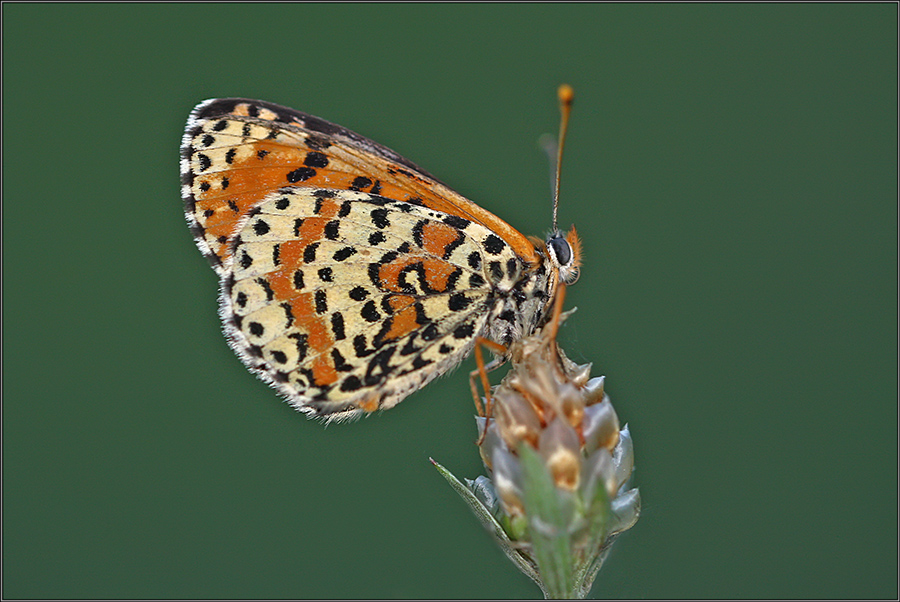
[219,187,522,419]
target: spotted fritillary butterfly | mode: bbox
[180,92,581,421]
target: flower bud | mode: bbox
[583,376,605,405]
[470,475,501,518]
[476,416,504,472]
[492,387,542,451]
[557,382,586,429]
[569,361,593,388]
[582,397,620,454]
[539,416,582,491]
[581,448,617,503]
[610,488,641,535]
[612,426,635,491]
[492,445,525,518]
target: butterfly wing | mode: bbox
[180,99,538,418]
[221,187,524,419]
[180,98,539,274]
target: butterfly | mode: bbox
[180,89,581,421]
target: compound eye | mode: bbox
[547,235,572,267]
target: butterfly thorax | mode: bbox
[483,227,582,347]
[482,246,553,348]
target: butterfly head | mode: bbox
[543,85,581,288]
[546,226,582,286]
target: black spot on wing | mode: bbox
[287,167,316,182]
[252,219,270,236]
[350,176,372,191]
[340,375,362,392]
[333,246,357,262]
[304,151,329,168]
[483,234,505,255]
[323,220,340,240]
[315,290,328,314]
[353,334,375,358]
[288,333,308,362]
[304,242,319,263]
[453,323,475,339]
[371,208,390,228]
[443,215,470,229]
[489,261,503,282]
[349,286,369,301]
[421,323,439,341]
[331,312,346,340]
[256,277,275,301]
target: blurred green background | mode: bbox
[3,3,896,599]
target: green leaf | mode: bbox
[518,444,577,599]
[429,458,543,588]
[572,479,612,598]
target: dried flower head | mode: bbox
[433,300,640,599]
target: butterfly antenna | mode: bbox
[552,84,574,233]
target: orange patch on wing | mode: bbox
[194,185,284,258]
[377,256,418,291]
[356,395,380,413]
[199,165,304,198]
[273,217,331,270]
[387,294,416,312]
[199,210,235,235]
[287,294,332,354]
[275,291,335,388]
[206,137,421,207]
[273,240,304,270]
[266,269,300,301]
[382,295,419,341]
[421,221,460,258]
[309,353,338,387]
[293,217,329,243]
[204,220,236,245]
[423,258,458,291]
[317,196,345,218]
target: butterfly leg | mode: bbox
[470,337,508,444]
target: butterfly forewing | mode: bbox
[181,98,538,272]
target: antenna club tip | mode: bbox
[558,84,574,105]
